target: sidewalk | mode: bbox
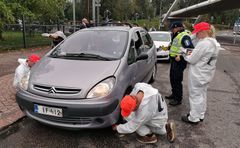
[0,46,50,130]
[0,74,25,130]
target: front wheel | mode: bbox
[149,63,157,84]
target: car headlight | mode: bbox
[19,73,30,90]
[87,77,115,98]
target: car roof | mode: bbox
[81,26,141,32]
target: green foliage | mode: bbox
[0,0,67,40]
[28,0,66,24]
[0,0,15,39]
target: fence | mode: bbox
[0,24,80,51]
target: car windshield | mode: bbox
[149,33,171,42]
[50,30,128,60]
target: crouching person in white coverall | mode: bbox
[13,54,40,90]
[180,22,220,124]
[113,83,176,144]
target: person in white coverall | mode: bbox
[42,31,66,48]
[13,54,40,90]
[180,22,220,124]
[112,83,176,144]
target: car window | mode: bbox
[133,31,143,55]
[149,33,171,42]
[141,31,153,50]
[127,44,136,65]
[51,30,128,59]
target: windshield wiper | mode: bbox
[61,53,111,61]
[50,48,62,57]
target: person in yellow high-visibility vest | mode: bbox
[165,22,194,106]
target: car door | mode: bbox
[131,29,149,82]
[124,34,139,87]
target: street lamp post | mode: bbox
[92,0,95,23]
[95,0,101,25]
[159,0,162,30]
[92,0,101,25]
[73,0,76,32]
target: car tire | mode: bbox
[116,87,133,124]
[149,63,157,84]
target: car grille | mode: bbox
[33,84,81,94]
[32,112,92,124]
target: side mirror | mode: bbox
[136,53,148,61]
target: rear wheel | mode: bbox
[149,63,157,83]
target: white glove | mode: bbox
[180,47,187,54]
[41,33,50,37]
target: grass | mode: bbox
[0,31,51,52]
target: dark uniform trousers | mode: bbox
[170,56,187,102]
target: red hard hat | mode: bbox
[28,54,40,63]
[120,95,137,117]
[192,22,211,34]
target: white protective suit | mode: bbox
[183,37,220,122]
[117,83,168,136]
[13,59,30,90]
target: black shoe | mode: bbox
[181,115,199,125]
[165,95,174,100]
[169,100,182,106]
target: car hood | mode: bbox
[153,41,170,48]
[30,57,120,91]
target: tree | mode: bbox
[0,1,14,40]
[0,0,68,40]
[27,0,66,24]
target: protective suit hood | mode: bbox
[130,83,158,106]
[18,58,27,65]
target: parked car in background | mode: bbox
[16,24,157,129]
[149,31,171,61]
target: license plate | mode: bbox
[34,104,63,117]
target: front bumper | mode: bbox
[16,90,120,129]
[157,50,169,61]
[157,54,169,60]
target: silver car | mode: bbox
[16,25,157,129]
